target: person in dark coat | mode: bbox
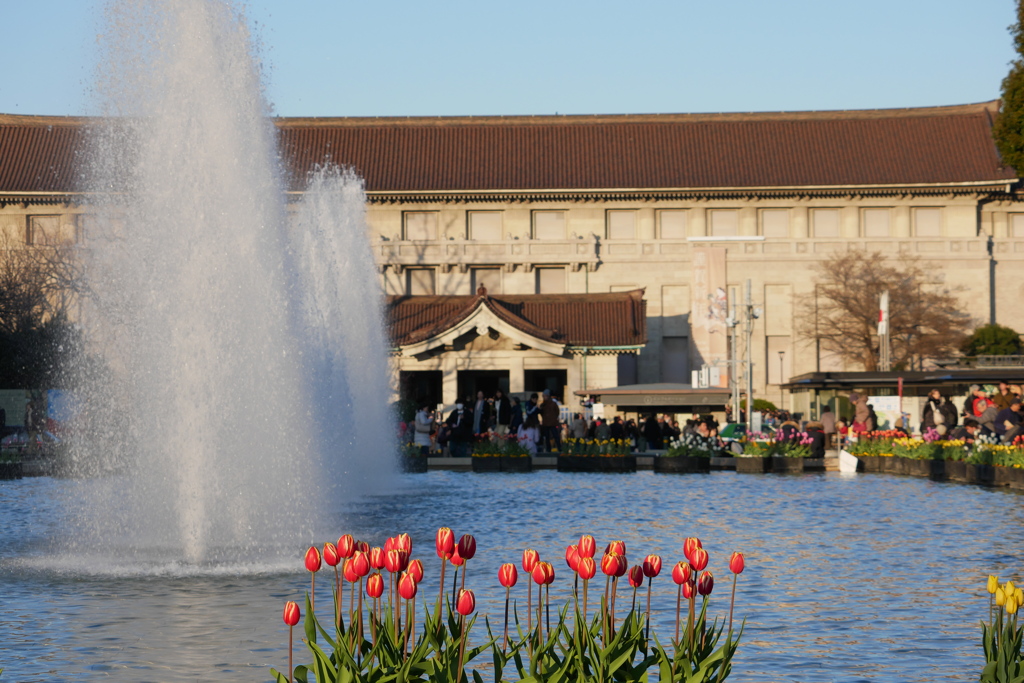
[921,389,958,437]
[508,397,524,435]
[492,389,512,435]
[609,416,625,441]
[804,421,827,458]
[446,401,474,457]
[643,414,663,450]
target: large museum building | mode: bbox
[0,101,1020,415]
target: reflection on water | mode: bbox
[0,471,1017,681]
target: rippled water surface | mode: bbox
[1,470,1020,681]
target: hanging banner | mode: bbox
[691,247,729,388]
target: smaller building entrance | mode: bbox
[456,370,510,403]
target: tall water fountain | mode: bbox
[67,0,393,570]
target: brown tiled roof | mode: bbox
[387,290,647,348]
[0,102,1016,198]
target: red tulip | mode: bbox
[457,534,477,560]
[395,533,412,553]
[605,540,626,556]
[385,548,409,573]
[305,546,322,573]
[628,565,644,588]
[323,542,341,567]
[343,558,359,583]
[601,552,626,577]
[532,561,554,585]
[398,571,418,600]
[577,556,597,580]
[697,571,714,596]
[565,545,580,571]
[498,563,519,588]
[350,550,371,577]
[283,601,301,626]
[671,561,692,585]
[456,589,476,615]
[683,537,702,563]
[450,545,465,567]
[522,548,540,573]
[369,546,386,570]
[366,572,384,598]
[729,552,745,574]
[682,579,697,599]
[408,558,424,583]
[436,527,455,559]
[384,536,396,553]
[642,554,662,578]
[354,540,368,554]
[689,547,709,572]
[578,534,596,559]
[337,534,356,558]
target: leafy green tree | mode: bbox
[960,323,1023,356]
[993,0,1024,174]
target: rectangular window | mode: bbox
[659,210,687,239]
[708,209,738,236]
[406,268,436,295]
[812,209,840,237]
[471,267,501,295]
[27,215,62,245]
[536,267,566,294]
[1013,213,1024,238]
[468,212,502,241]
[660,336,690,383]
[606,210,636,239]
[761,209,790,238]
[862,208,891,237]
[533,211,565,240]
[404,212,437,241]
[915,208,942,237]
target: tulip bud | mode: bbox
[1007,581,1017,595]
[683,537,702,563]
[671,561,691,585]
[408,558,425,583]
[689,547,709,572]
[628,565,644,588]
[566,545,580,572]
[988,575,999,594]
[1016,588,1023,606]
[996,587,1006,606]
[366,572,384,598]
[337,534,356,559]
[642,554,662,578]
[499,563,519,588]
[615,555,628,577]
[323,542,341,567]
[385,548,410,573]
[436,527,455,559]
[1007,595,1019,615]
[729,552,745,575]
[395,533,412,553]
[356,540,370,554]
[351,550,371,577]
[398,571,418,600]
[384,536,396,553]
[577,556,597,580]
[343,558,359,583]
[681,579,696,599]
[532,561,554,585]
[456,589,476,616]
[369,546,386,570]
[457,534,477,560]
[605,540,626,556]
[450,545,465,567]
[697,571,714,596]
[578,535,596,559]
[601,553,620,576]
[305,546,322,573]
[283,601,301,626]
[522,548,540,572]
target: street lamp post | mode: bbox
[778,350,786,408]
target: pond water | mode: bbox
[0,470,1018,682]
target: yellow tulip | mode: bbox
[1007,580,1016,594]
[996,587,1006,606]
[1007,595,1019,615]
[989,575,1000,594]
[1016,588,1023,605]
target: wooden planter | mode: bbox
[471,456,502,472]
[856,455,882,473]
[945,460,968,482]
[903,459,932,477]
[0,462,23,480]
[993,465,1024,490]
[735,457,771,473]
[653,456,711,474]
[803,458,826,472]
[501,456,533,472]
[557,455,637,473]
[771,456,804,474]
[966,464,995,486]
[399,455,429,473]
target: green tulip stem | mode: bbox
[502,587,510,652]
[610,576,618,636]
[546,583,551,635]
[457,614,467,683]
[728,572,738,639]
[574,572,579,601]
[452,565,460,605]
[357,581,364,666]
[582,579,588,624]
[674,583,681,645]
[436,557,447,620]
[527,580,532,633]
[631,584,637,615]
[287,623,293,683]
[645,577,652,641]
[334,566,341,633]
[310,572,316,615]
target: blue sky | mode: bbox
[0,0,1018,117]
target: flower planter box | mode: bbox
[803,458,826,472]
[966,464,995,486]
[735,457,771,473]
[993,465,1024,490]
[0,462,23,480]
[945,460,968,482]
[856,455,882,473]
[653,456,711,474]
[501,456,533,473]
[771,456,804,474]
[471,456,503,473]
[399,455,428,473]
[557,455,636,473]
[903,459,933,477]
